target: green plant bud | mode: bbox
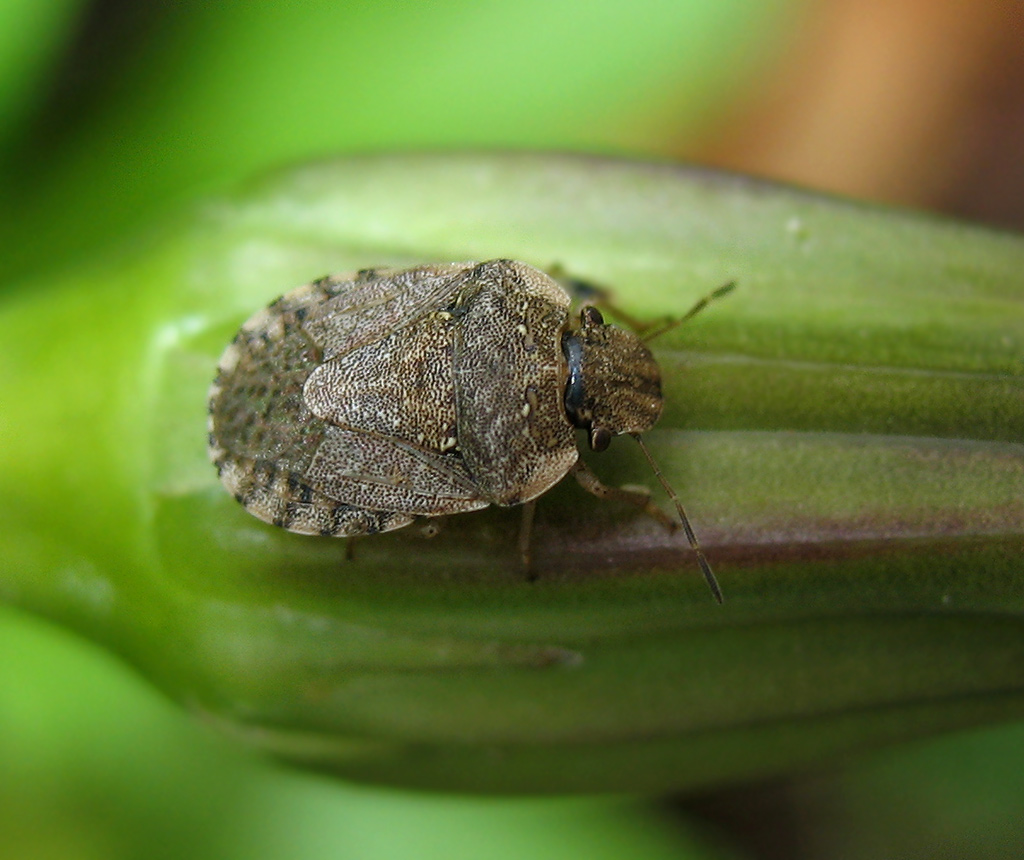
[1,153,1021,794]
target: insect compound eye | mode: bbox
[581,306,604,327]
[589,427,612,452]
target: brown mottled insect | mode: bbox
[208,260,729,601]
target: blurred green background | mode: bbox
[1,1,1022,858]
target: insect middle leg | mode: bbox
[570,460,677,532]
[517,499,538,579]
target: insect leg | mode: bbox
[570,460,677,531]
[547,264,650,331]
[548,264,735,340]
[572,455,723,603]
[517,499,538,579]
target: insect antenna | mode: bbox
[633,433,723,604]
[642,280,736,343]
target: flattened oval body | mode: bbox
[208,260,579,537]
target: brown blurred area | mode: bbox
[690,0,1024,231]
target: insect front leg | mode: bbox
[548,264,735,340]
[570,460,677,532]
[545,265,652,333]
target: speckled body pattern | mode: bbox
[207,259,663,539]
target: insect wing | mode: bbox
[297,263,474,360]
[305,425,489,516]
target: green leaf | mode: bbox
[1,153,1022,794]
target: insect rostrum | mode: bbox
[207,259,722,600]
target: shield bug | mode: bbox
[208,260,729,601]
